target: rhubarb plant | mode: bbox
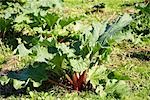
[0,0,133,98]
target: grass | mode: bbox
[106,41,150,99]
[0,0,150,99]
[63,0,143,22]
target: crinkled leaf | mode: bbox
[81,26,92,46]
[14,14,31,23]
[13,79,25,89]
[16,43,32,57]
[105,79,129,96]
[33,45,53,63]
[96,85,107,98]
[98,14,132,46]
[87,65,107,88]
[0,76,10,85]
[70,58,89,73]
[58,43,75,57]
[39,0,62,8]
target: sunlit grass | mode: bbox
[0,0,149,99]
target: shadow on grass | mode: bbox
[0,84,27,98]
[127,51,150,61]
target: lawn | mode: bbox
[0,0,149,99]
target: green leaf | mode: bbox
[29,15,44,27]
[47,37,57,47]
[59,17,79,28]
[108,71,130,80]
[101,48,111,61]
[92,43,101,55]
[32,45,53,63]
[14,14,31,23]
[0,18,12,33]
[13,79,25,89]
[30,79,41,87]
[49,54,66,76]
[0,54,5,64]
[0,76,10,85]
[80,45,90,58]
[89,22,107,47]
[98,14,132,46]
[104,79,118,93]
[105,79,129,96]
[87,65,107,88]
[7,63,48,88]
[28,64,48,82]
[16,43,32,57]
[70,58,89,73]
[58,43,75,58]
[44,13,59,28]
[96,85,107,98]
[39,0,62,8]
[8,69,30,81]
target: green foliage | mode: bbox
[44,13,59,28]
[0,18,12,37]
[104,80,129,99]
[0,76,10,85]
[87,65,130,99]
[32,45,53,63]
[0,13,132,94]
[0,63,48,89]
[70,58,89,73]
[98,14,132,46]
[87,65,108,88]
[0,40,13,66]
[0,0,134,99]
[0,0,64,35]
[15,43,32,57]
[59,17,80,28]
